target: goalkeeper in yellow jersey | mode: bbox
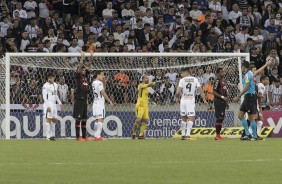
[132,75,156,139]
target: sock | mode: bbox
[215,122,222,135]
[132,122,139,136]
[185,121,193,137]
[81,121,87,138]
[181,121,186,136]
[240,119,250,136]
[50,123,55,137]
[257,121,263,135]
[139,122,147,136]
[95,122,103,138]
[251,121,257,139]
[45,122,51,139]
[75,120,81,138]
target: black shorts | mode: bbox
[73,100,88,120]
[239,94,257,115]
[214,99,226,120]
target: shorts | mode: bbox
[180,101,195,117]
[214,99,226,120]
[239,94,258,115]
[43,103,57,119]
[93,104,105,120]
[73,100,88,120]
[135,106,149,119]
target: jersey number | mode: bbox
[186,83,192,92]
[93,87,98,98]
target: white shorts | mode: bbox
[180,101,195,117]
[43,103,58,119]
[93,104,105,120]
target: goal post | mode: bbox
[1,52,249,139]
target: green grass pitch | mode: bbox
[0,138,282,184]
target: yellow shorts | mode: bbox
[135,106,149,119]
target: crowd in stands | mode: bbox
[4,0,282,107]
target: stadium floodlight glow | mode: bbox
[1,52,249,139]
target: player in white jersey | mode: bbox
[256,76,269,135]
[176,67,207,140]
[42,73,63,141]
[92,71,114,141]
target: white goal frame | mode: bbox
[3,52,249,139]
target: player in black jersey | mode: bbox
[73,50,93,141]
[213,68,228,140]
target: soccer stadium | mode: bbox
[0,0,282,184]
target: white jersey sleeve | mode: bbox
[178,76,201,102]
[92,80,105,107]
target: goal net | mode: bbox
[1,53,249,139]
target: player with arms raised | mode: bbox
[73,51,93,141]
[176,67,207,140]
[42,72,63,141]
[132,75,156,139]
[92,71,114,141]
[213,68,228,140]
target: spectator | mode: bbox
[267,66,280,85]
[38,0,51,19]
[23,78,41,104]
[190,2,202,20]
[269,78,282,106]
[58,75,69,104]
[20,31,30,52]
[114,25,126,45]
[262,33,279,56]
[142,8,154,27]
[90,18,102,35]
[13,2,27,20]
[0,16,13,40]
[253,5,262,26]
[235,26,250,45]
[154,0,167,18]
[24,0,38,19]
[228,3,241,27]
[250,27,263,48]
[236,8,253,29]
[25,17,39,39]
[122,2,135,21]
[102,1,115,20]
[212,34,225,52]
[25,37,38,52]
